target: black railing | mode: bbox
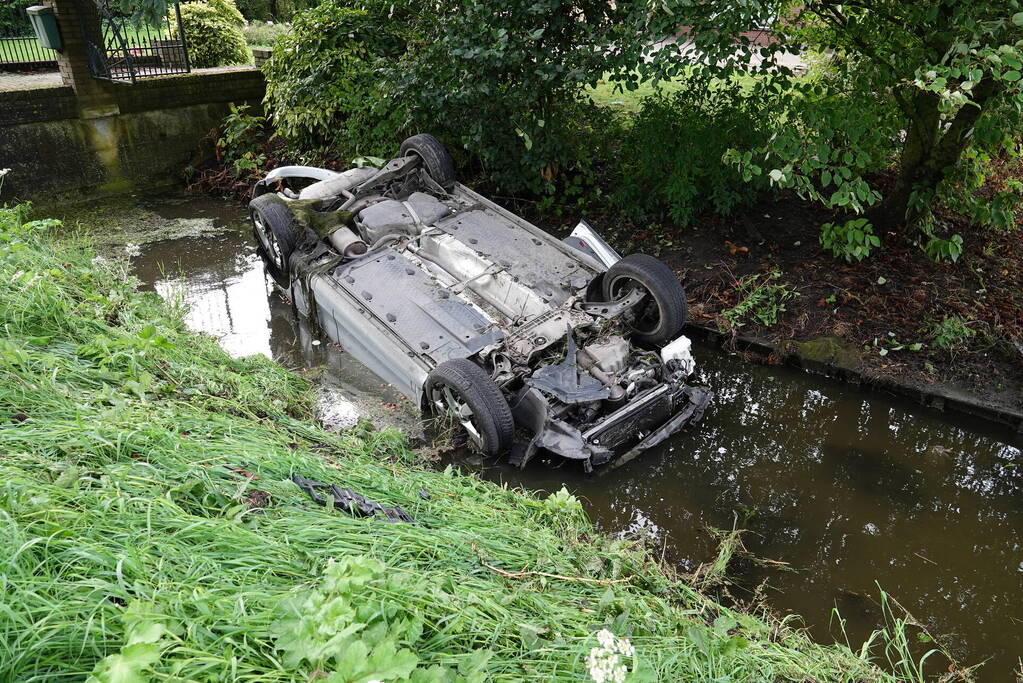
[76,0,190,83]
[0,6,58,72]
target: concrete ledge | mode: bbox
[684,323,1023,433]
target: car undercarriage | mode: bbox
[250,134,711,471]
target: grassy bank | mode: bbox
[0,205,901,681]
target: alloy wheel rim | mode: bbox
[430,383,483,450]
[610,276,660,334]
[253,213,284,270]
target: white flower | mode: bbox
[0,168,10,178]
[586,629,634,683]
[123,243,142,257]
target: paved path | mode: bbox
[0,70,62,91]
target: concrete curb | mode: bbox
[684,323,1023,434]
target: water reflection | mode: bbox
[130,199,1023,678]
[131,203,413,431]
[469,356,1023,675]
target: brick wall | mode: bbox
[0,87,78,126]
[115,68,266,114]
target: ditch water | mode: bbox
[128,196,1022,679]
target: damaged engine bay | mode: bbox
[250,134,711,471]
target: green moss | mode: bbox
[265,195,354,238]
[796,336,862,367]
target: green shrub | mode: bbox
[241,19,288,47]
[261,0,640,193]
[268,0,317,21]
[820,218,881,262]
[217,104,266,177]
[391,0,641,194]
[0,0,33,38]
[173,0,248,68]
[263,1,407,156]
[612,82,775,226]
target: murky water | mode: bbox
[130,196,1022,678]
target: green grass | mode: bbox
[1,25,170,64]
[0,36,55,62]
[588,71,775,114]
[0,204,915,681]
[588,78,691,113]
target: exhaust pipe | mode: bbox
[327,227,368,259]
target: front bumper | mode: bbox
[510,382,712,472]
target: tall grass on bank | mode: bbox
[0,206,896,681]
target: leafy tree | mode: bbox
[263,1,409,154]
[390,0,643,192]
[637,0,1023,237]
[0,0,35,38]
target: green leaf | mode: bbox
[722,635,750,656]
[457,649,495,681]
[1013,11,1023,26]
[1004,70,1021,81]
[88,643,161,683]
[713,614,738,636]
[687,625,711,656]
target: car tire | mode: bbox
[400,133,456,190]
[250,194,300,288]
[425,359,514,457]
[601,253,688,345]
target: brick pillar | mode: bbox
[47,0,119,118]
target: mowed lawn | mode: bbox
[2,24,170,64]
[0,36,55,62]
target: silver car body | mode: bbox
[253,156,710,471]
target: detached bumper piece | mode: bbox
[292,474,415,524]
[600,385,712,472]
[510,383,712,473]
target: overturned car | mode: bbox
[250,134,710,471]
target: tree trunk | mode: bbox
[869,80,999,231]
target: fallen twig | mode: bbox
[480,560,634,585]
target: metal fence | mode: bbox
[78,0,191,83]
[0,5,58,71]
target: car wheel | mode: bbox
[400,133,456,190]
[425,358,514,456]
[250,194,300,288]
[601,253,688,345]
